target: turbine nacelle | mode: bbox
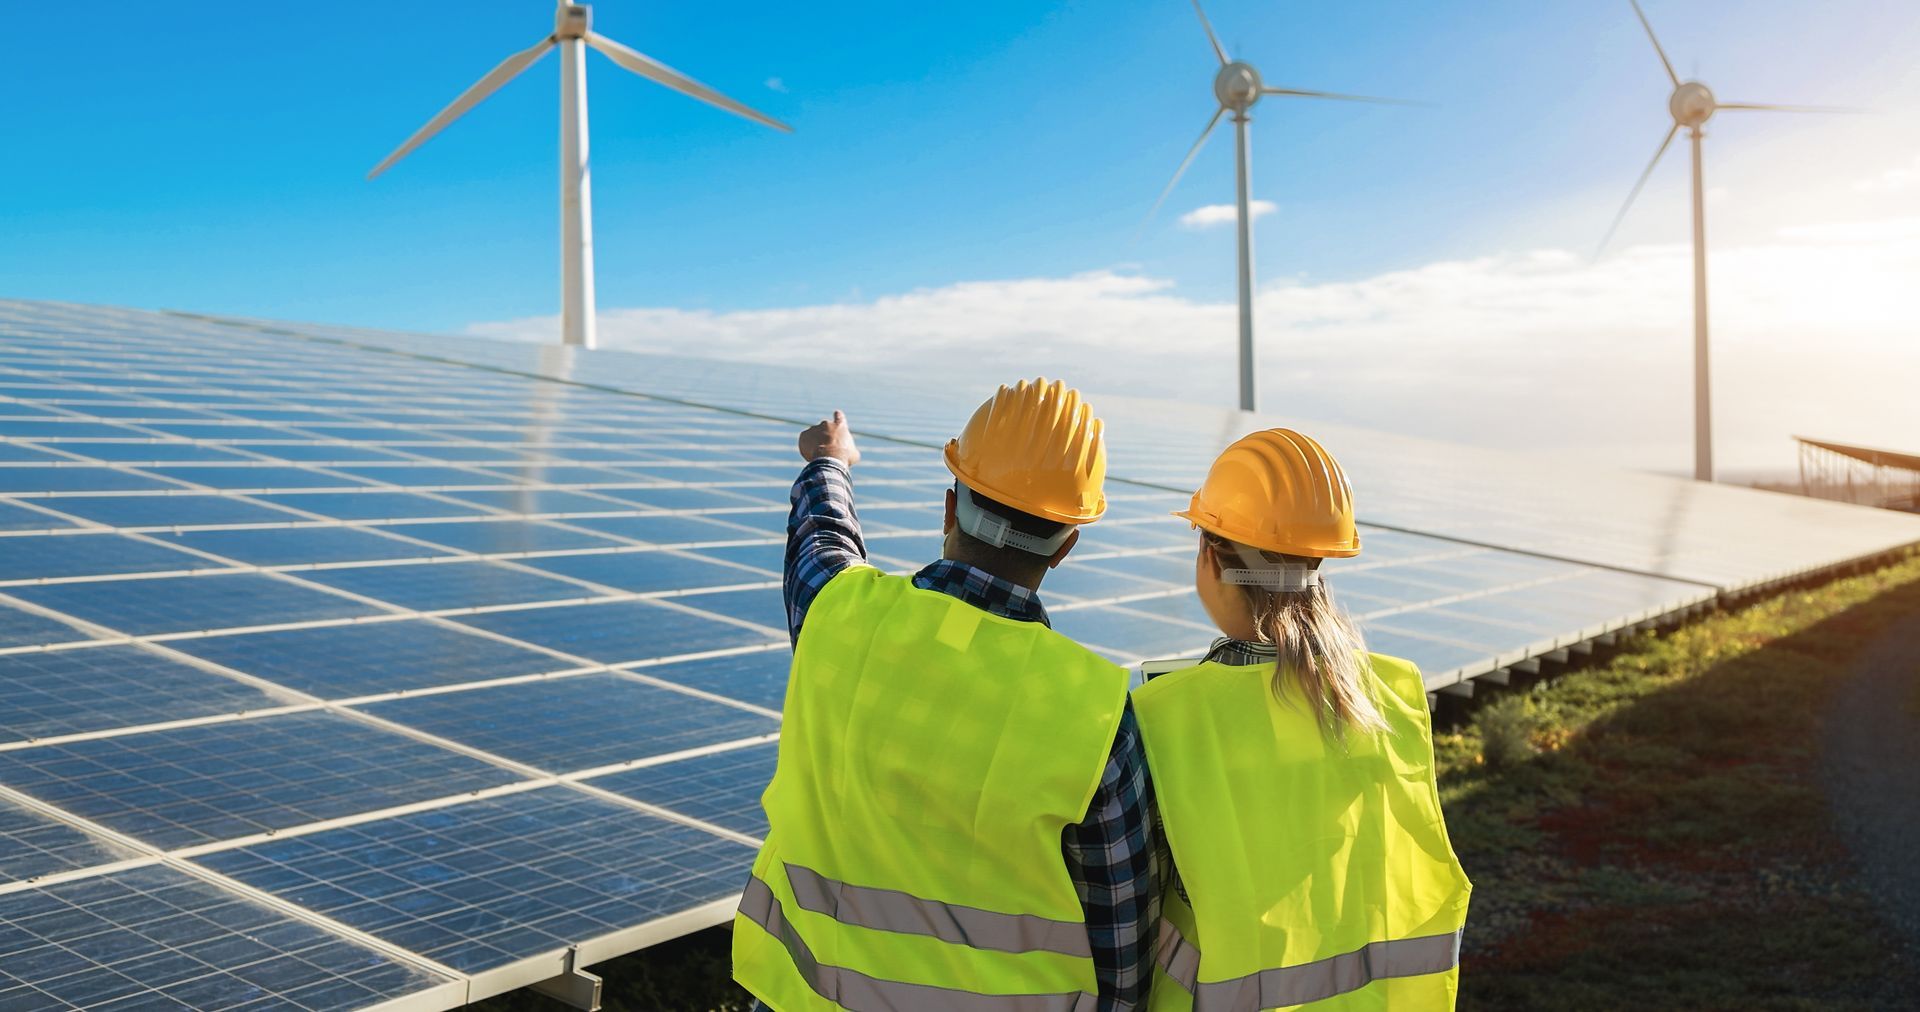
[1214,61,1263,112]
[555,2,590,39]
[1669,81,1715,128]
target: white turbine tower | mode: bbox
[369,1,791,350]
[1598,0,1842,482]
[1147,0,1413,413]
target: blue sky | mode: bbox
[4,1,1918,474]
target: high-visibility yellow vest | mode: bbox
[1132,655,1471,1012]
[733,565,1131,1011]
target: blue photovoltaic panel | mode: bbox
[8,573,385,637]
[0,604,93,650]
[143,465,377,491]
[253,491,490,521]
[0,503,71,530]
[668,587,787,631]
[168,621,570,698]
[0,533,210,583]
[0,467,179,494]
[300,560,600,613]
[360,674,777,773]
[566,512,773,545]
[0,797,138,885]
[0,865,452,1010]
[388,519,621,555]
[149,527,454,567]
[38,494,292,528]
[198,788,755,974]
[524,549,774,595]
[642,649,794,712]
[0,647,278,744]
[455,600,783,664]
[590,743,779,837]
[0,712,521,849]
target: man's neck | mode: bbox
[941,549,1047,594]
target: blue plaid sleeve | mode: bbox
[784,457,868,643]
[1064,702,1158,1011]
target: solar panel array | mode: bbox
[1,298,1914,1010]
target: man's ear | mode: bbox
[1045,527,1081,570]
[943,488,957,536]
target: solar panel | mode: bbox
[0,297,1912,1009]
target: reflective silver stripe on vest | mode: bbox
[787,862,1094,959]
[741,874,1101,1012]
[1154,918,1463,1011]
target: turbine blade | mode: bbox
[1628,0,1679,86]
[1261,86,1427,107]
[584,32,792,132]
[1140,107,1225,235]
[1595,123,1679,260]
[1716,101,1861,113]
[368,35,556,179]
[1191,0,1229,65]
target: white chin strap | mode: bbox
[954,485,1074,556]
[1220,543,1320,592]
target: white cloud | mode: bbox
[764,77,788,94]
[1178,201,1275,229]
[1853,153,1920,194]
[468,224,1920,478]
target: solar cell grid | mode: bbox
[0,711,523,849]
[456,599,783,664]
[299,561,601,613]
[589,743,779,838]
[197,788,755,975]
[0,647,279,745]
[9,573,385,638]
[0,864,454,1010]
[360,674,778,774]
[167,621,572,699]
[0,796,139,885]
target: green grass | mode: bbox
[475,554,1920,1011]
[1445,553,1920,1010]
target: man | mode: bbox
[733,380,1156,1011]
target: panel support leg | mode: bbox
[531,949,603,1011]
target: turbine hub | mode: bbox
[1214,61,1263,112]
[555,2,591,39]
[1670,81,1715,128]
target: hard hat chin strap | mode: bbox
[1220,542,1321,592]
[954,484,1074,557]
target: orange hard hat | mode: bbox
[943,378,1107,524]
[1173,428,1361,558]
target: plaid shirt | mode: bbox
[765,456,1157,1011]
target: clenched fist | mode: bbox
[798,410,860,467]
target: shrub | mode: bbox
[1477,694,1541,769]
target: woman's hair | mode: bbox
[1204,532,1388,738]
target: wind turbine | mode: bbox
[1147,0,1413,413]
[368,1,791,350]
[1598,0,1843,482]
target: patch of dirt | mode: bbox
[1821,603,1920,953]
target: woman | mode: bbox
[1133,428,1471,1011]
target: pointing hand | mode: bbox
[798,410,861,467]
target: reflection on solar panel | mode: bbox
[0,298,1914,1008]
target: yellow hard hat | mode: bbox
[943,378,1107,524]
[1173,428,1361,558]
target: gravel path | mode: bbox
[1822,601,1920,951]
